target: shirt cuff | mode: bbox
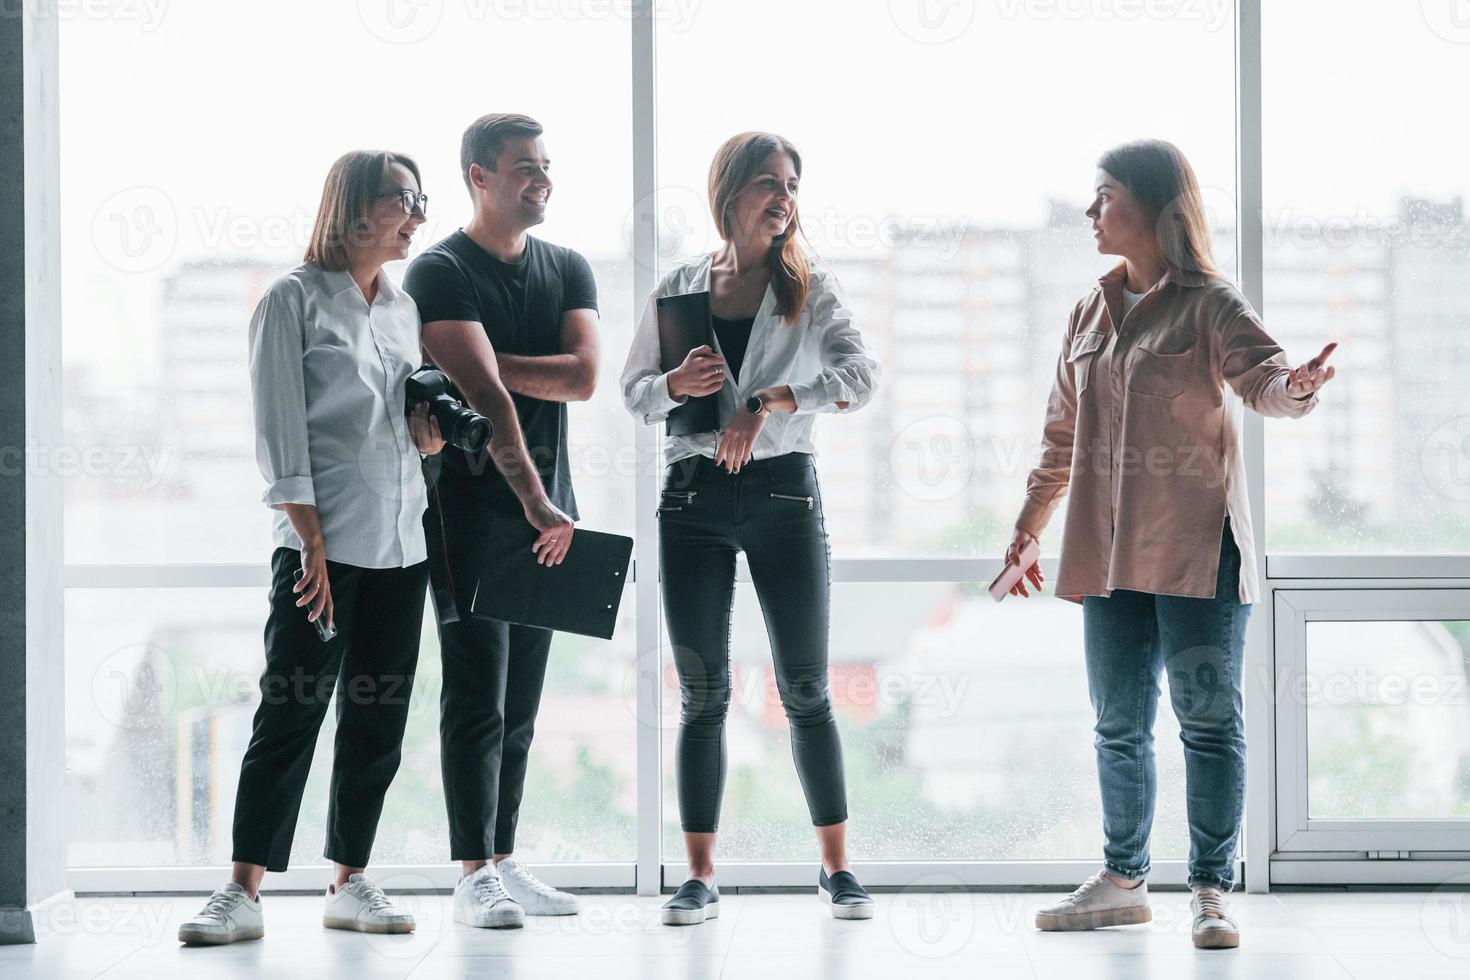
[790,376,836,414]
[653,372,687,412]
[1014,496,1055,542]
[262,476,315,509]
[1271,376,1319,418]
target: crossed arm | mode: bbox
[419,314,591,565]
[493,308,600,402]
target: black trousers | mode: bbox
[231,547,428,872]
[425,488,554,860]
[658,451,848,833]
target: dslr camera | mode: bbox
[405,367,493,454]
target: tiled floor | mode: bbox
[1,889,1462,979]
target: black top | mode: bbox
[403,231,598,520]
[711,314,755,382]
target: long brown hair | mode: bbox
[303,150,422,271]
[1097,139,1217,277]
[708,132,810,323]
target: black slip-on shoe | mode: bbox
[661,879,720,926]
[819,868,874,920]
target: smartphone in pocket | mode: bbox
[292,567,338,642]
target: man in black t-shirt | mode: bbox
[403,113,599,927]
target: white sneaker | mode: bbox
[323,873,415,934]
[1191,885,1240,949]
[453,864,526,929]
[178,882,265,945]
[496,858,579,916]
[1035,869,1152,931]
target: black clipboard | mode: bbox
[657,290,722,436]
[469,518,633,640]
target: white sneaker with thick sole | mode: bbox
[1034,869,1152,931]
[497,858,579,916]
[178,882,265,946]
[1190,885,1240,949]
[453,864,526,929]
[322,873,415,934]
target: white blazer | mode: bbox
[620,252,881,464]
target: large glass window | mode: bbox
[654,0,1232,863]
[655,0,1235,562]
[1263,0,1470,554]
[55,0,1468,887]
[61,2,637,868]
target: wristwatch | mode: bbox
[745,395,771,418]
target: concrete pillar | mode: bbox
[0,1,69,945]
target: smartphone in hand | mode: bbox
[292,567,338,642]
[989,540,1042,602]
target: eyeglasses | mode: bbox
[377,188,428,217]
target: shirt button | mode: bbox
[1113,416,1121,424]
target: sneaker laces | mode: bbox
[200,888,246,920]
[1193,887,1232,923]
[471,869,511,905]
[503,863,558,898]
[345,878,397,915]
[1064,871,1110,905]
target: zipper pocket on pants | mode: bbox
[768,492,814,510]
[657,489,697,517]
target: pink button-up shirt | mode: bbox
[1016,262,1318,605]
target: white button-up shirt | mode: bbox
[621,254,881,462]
[248,263,428,569]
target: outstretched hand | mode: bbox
[1286,342,1337,400]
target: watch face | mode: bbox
[746,397,762,413]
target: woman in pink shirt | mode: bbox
[1007,139,1336,950]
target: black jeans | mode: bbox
[425,489,554,860]
[232,548,428,872]
[658,451,847,833]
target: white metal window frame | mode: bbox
[59,0,1470,896]
[1273,588,1470,854]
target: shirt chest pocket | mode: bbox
[1126,327,1199,400]
[1067,330,1106,395]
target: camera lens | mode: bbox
[454,415,492,454]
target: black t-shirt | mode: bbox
[404,231,597,520]
[712,314,755,381]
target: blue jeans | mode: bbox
[1081,518,1250,890]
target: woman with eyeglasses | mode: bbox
[179,151,444,946]
[1008,139,1336,950]
[622,132,881,925]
